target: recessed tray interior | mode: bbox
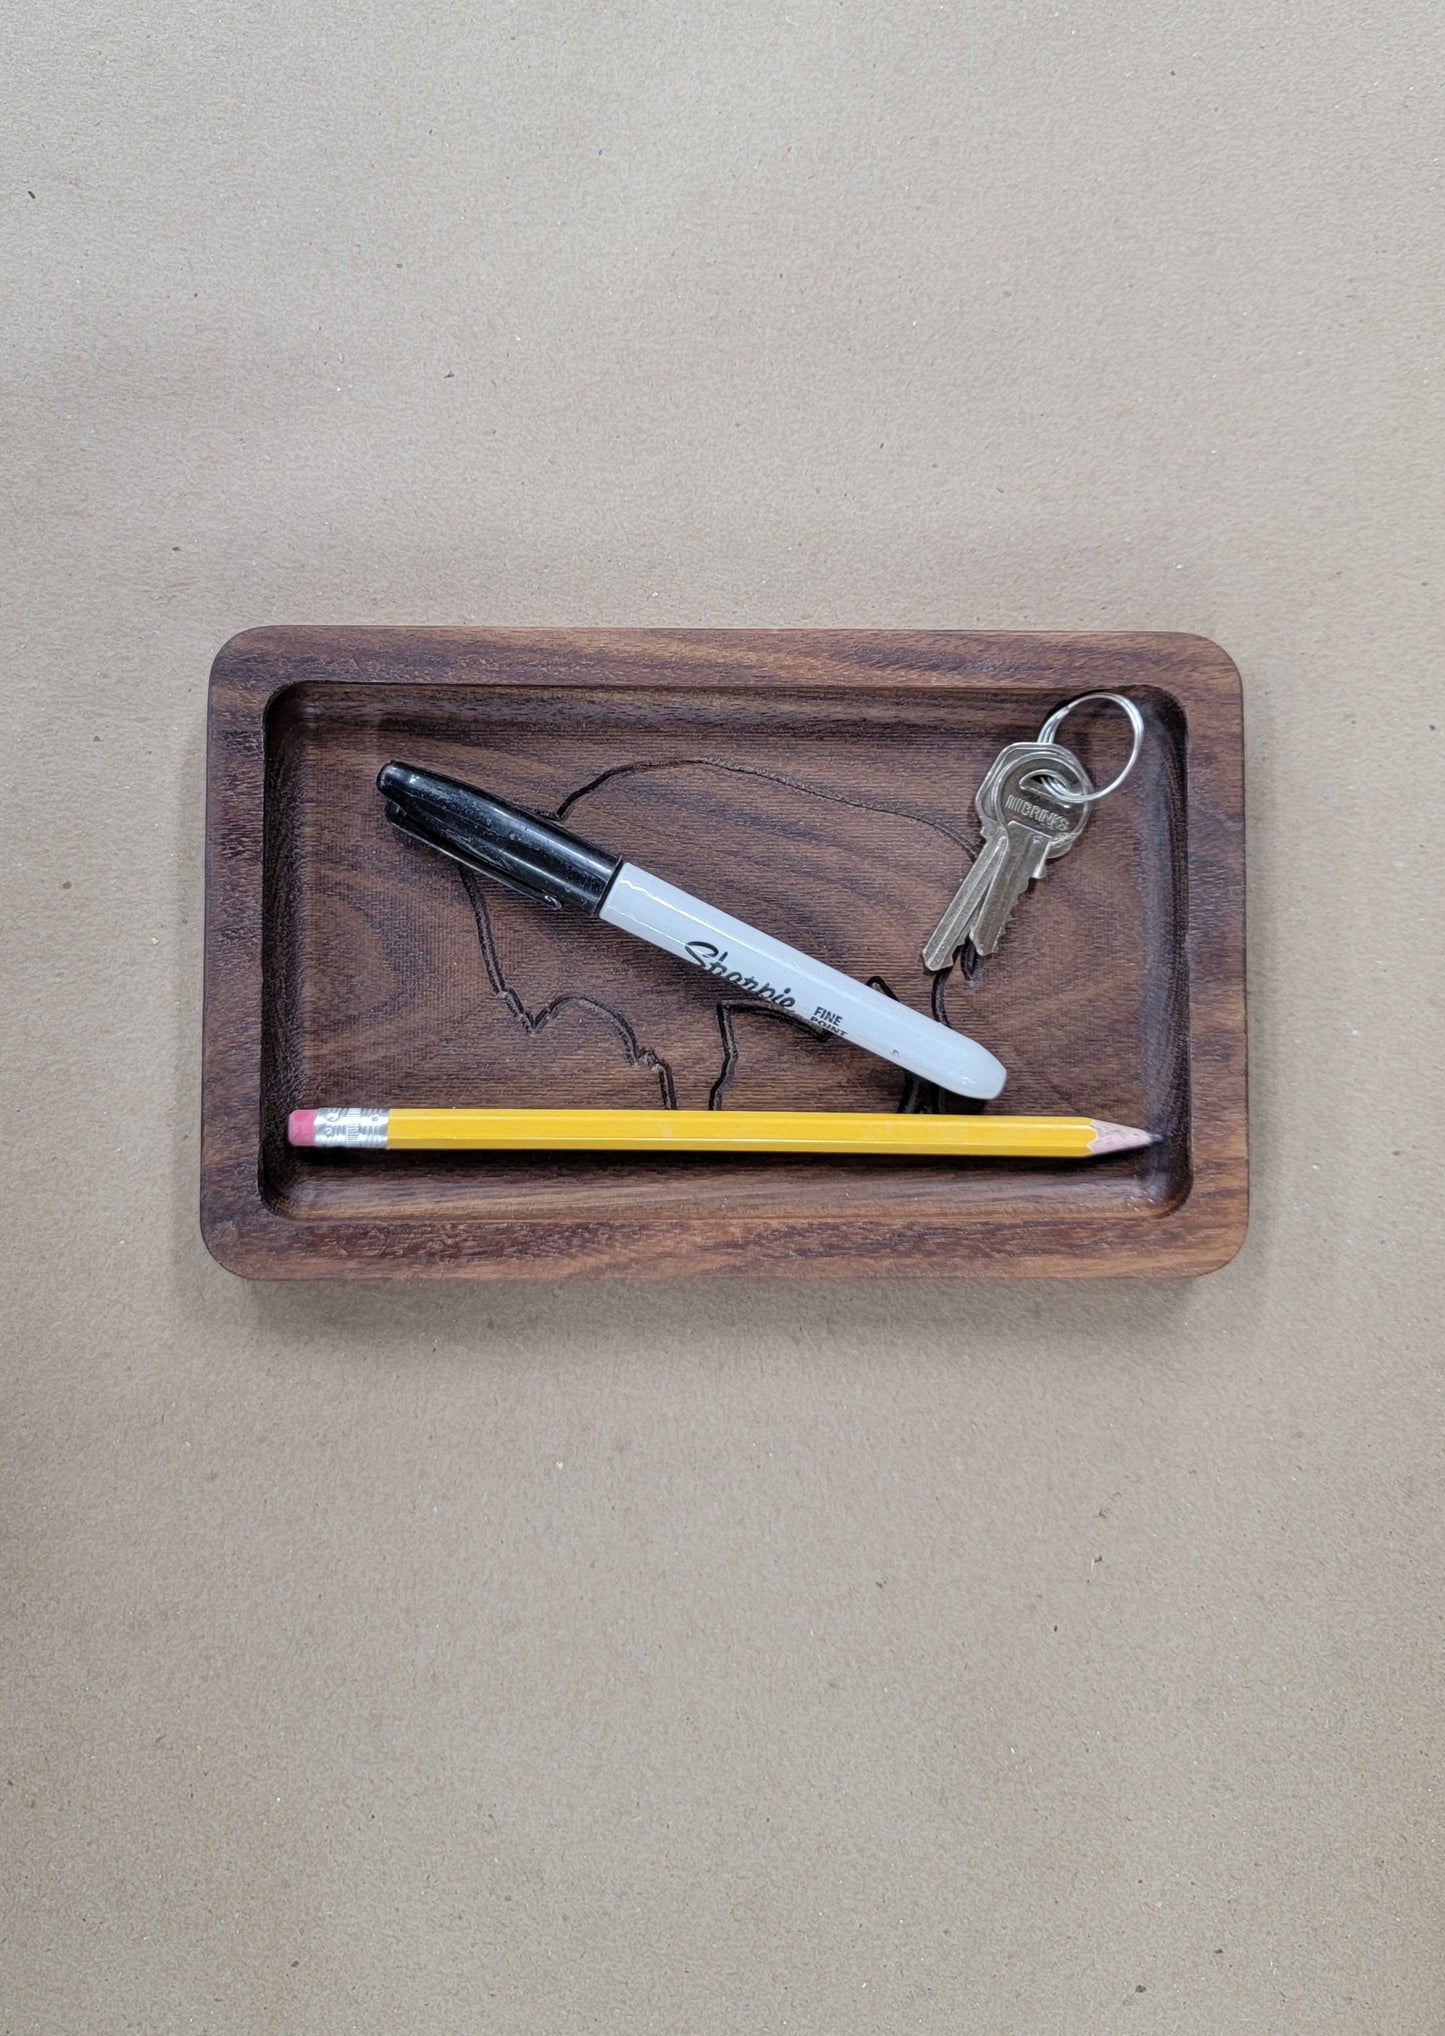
[260,676,1191,1229]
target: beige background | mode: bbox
[3,2,1442,2029]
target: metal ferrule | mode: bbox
[311,1107,390,1148]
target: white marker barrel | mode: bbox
[600,865,1006,1101]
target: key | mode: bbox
[967,744,1091,955]
[923,743,1082,968]
[921,743,1041,970]
[922,741,1091,969]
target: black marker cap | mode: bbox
[377,762,621,915]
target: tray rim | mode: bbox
[201,626,1247,1280]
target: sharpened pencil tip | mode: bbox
[1090,1120,1155,1154]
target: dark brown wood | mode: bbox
[201,628,1247,1278]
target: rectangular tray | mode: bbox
[202,628,1246,1279]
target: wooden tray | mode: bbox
[202,628,1246,1279]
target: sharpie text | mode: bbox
[684,941,797,1009]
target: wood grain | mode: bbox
[201,628,1247,1278]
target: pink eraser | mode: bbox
[288,1109,318,1147]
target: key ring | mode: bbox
[1023,692,1145,807]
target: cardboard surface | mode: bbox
[3,3,1441,2028]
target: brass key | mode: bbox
[922,741,1092,970]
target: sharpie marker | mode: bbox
[377,762,1007,1100]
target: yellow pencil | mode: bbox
[289,1108,1152,1158]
